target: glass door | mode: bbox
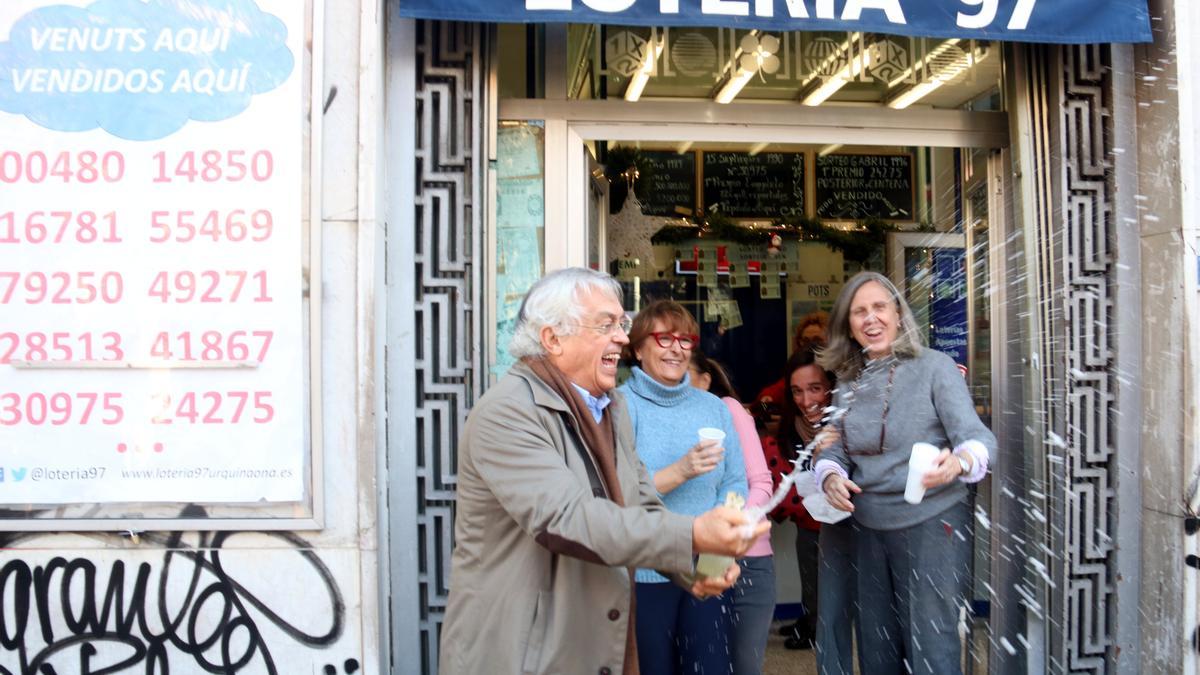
[886,231,969,368]
[886,229,991,671]
[491,120,547,379]
[584,143,607,272]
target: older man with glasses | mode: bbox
[440,268,766,675]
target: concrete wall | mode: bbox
[1135,1,1193,672]
[0,2,385,673]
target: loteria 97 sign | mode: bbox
[0,0,308,504]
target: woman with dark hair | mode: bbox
[619,300,747,675]
[752,310,830,416]
[817,271,995,674]
[688,351,774,675]
[761,350,860,673]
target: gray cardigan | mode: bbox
[820,348,996,530]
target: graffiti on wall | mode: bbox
[0,526,359,674]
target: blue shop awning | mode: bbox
[395,0,1151,44]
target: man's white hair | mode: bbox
[509,267,624,359]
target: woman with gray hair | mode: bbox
[814,271,995,674]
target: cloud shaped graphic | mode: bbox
[0,0,295,140]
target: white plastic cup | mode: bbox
[697,427,726,447]
[904,442,941,504]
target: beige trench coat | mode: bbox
[440,361,696,675]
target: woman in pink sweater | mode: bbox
[689,351,775,675]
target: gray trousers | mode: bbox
[855,501,972,675]
[816,519,860,675]
[731,555,776,675]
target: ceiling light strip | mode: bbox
[623,30,663,102]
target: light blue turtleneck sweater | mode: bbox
[619,366,748,583]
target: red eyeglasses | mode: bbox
[648,332,699,350]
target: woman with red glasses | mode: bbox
[618,299,748,675]
[815,271,995,674]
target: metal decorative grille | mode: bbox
[1058,43,1117,673]
[412,20,486,675]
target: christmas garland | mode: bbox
[649,211,769,245]
[790,216,896,264]
[650,212,895,263]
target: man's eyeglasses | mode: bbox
[648,332,699,350]
[575,315,633,336]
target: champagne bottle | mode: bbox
[695,491,746,579]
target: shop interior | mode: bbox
[594,139,994,416]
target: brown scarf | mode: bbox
[524,357,639,675]
[797,417,819,446]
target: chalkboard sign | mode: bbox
[634,150,697,217]
[815,153,914,220]
[702,152,805,219]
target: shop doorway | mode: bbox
[491,25,1016,673]
[555,127,1008,672]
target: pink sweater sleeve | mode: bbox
[723,398,773,509]
[724,397,775,557]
